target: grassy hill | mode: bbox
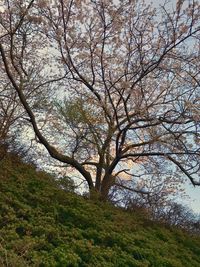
[0,153,200,267]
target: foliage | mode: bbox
[0,154,200,266]
[126,198,200,234]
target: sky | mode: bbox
[146,0,200,214]
[185,183,200,214]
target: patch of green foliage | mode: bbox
[0,154,200,266]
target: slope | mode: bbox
[0,153,200,267]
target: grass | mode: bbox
[0,153,200,266]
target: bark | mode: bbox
[100,174,115,201]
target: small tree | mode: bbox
[0,0,200,199]
[0,76,23,159]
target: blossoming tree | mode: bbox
[0,0,200,199]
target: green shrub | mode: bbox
[0,155,200,266]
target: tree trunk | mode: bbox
[89,178,113,202]
[99,174,115,201]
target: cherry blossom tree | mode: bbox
[0,0,200,200]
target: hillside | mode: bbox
[0,154,200,267]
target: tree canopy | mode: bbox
[0,0,200,199]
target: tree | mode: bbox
[155,202,200,234]
[0,0,200,200]
[112,169,187,216]
[0,70,24,160]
